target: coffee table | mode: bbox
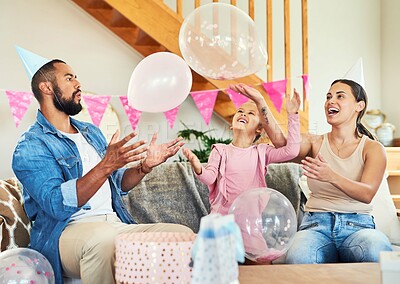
[239,263,380,283]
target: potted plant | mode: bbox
[177,123,232,163]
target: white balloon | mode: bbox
[0,248,55,284]
[179,3,267,80]
[229,188,297,263]
[127,52,193,112]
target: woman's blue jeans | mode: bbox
[286,212,392,263]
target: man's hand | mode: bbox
[142,132,184,170]
[100,130,147,175]
[78,130,147,204]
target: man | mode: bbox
[12,59,191,283]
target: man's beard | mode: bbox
[53,85,82,116]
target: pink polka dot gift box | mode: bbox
[115,232,196,284]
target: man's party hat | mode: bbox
[16,46,50,80]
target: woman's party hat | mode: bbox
[343,57,365,88]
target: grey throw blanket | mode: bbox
[123,162,303,233]
[123,162,210,233]
[266,163,304,216]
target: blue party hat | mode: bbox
[16,46,50,80]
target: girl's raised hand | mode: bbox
[228,83,264,104]
[182,148,202,175]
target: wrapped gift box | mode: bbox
[115,232,196,284]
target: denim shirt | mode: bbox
[12,110,136,284]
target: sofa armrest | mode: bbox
[0,177,31,251]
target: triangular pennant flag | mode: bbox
[16,46,50,80]
[301,74,310,100]
[343,57,365,88]
[226,88,249,109]
[190,90,219,125]
[119,96,142,130]
[5,90,34,128]
[262,79,287,113]
[82,95,111,127]
[164,106,180,129]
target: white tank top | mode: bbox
[305,134,372,213]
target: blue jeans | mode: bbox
[286,212,392,263]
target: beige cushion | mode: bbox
[0,178,31,251]
[298,175,400,245]
[370,175,400,245]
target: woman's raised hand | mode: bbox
[286,88,301,114]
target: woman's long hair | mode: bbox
[331,79,375,140]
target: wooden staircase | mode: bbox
[71,0,306,132]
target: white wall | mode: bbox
[0,0,230,179]
[381,0,400,137]
[0,0,394,178]
[308,0,382,134]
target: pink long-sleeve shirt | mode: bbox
[196,114,300,215]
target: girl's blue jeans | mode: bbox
[286,212,392,263]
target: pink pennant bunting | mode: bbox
[164,106,180,129]
[83,95,111,127]
[119,96,142,130]
[5,90,34,127]
[302,74,310,100]
[226,88,249,109]
[190,90,219,125]
[262,79,287,113]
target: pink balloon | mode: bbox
[127,52,193,113]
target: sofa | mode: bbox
[1,162,399,275]
[0,162,303,250]
[122,162,305,233]
[122,161,400,250]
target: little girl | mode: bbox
[183,83,301,215]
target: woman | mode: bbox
[286,79,392,263]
